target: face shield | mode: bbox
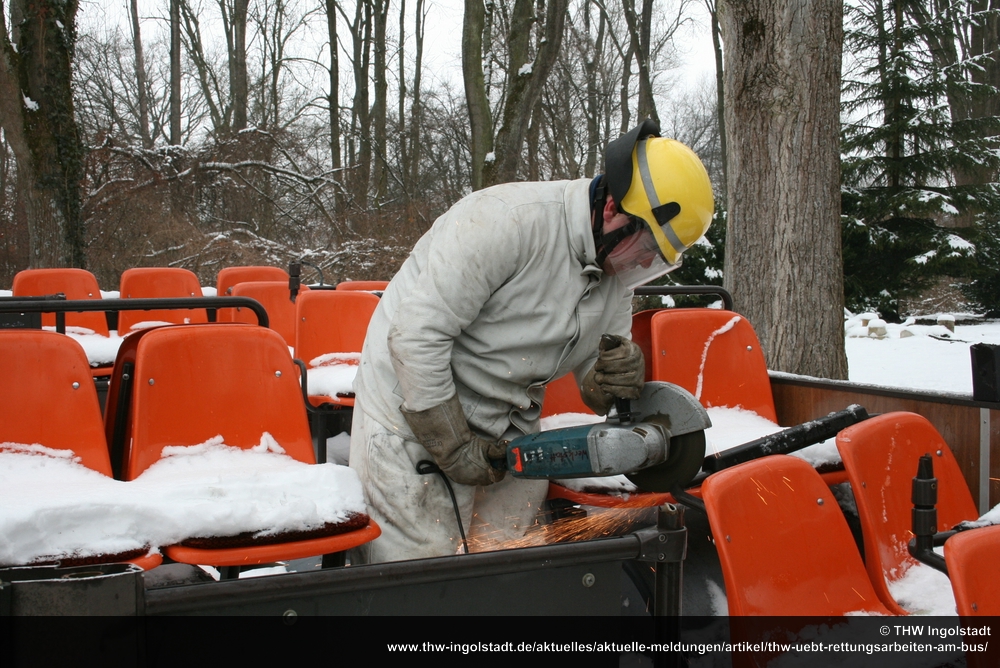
[601,215,683,290]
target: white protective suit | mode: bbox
[350,178,633,563]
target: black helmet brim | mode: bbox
[604,118,662,212]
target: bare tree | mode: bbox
[0,0,86,267]
[719,0,848,379]
[130,0,153,148]
[481,0,570,186]
[169,0,182,144]
[462,0,493,190]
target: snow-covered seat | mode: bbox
[294,289,379,409]
[117,267,207,334]
[703,454,892,615]
[836,412,978,615]
[112,323,379,570]
[0,329,161,570]
[13,268,110,338]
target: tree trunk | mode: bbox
[230,0,249,132]
[327,0,342,209]
[462,0,493,190]
[170,0,182,144]
[910,0,1000,226]
[705,0,727,203]
[372,0,389,203]
[409,0,425,194]
[621,0,658,125]
[483,0,569,186]
[130,0,152,149]
[0,0,85,268]
[583,1,605,175]
[719,0,848,379]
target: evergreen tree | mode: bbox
[840,0,996,319]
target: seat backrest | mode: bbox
[294,289,378,365]
[945,525,1000,616]
[702,454,889,615]
[540,311,659,418]
[649,308,776,421]
[230,281,309,348]
[630,309,657,382]
[836,412,978,613]
[540,373,594,417]
[117,267,206,333]
[12,268,109,336]
[121,324,314,479]
[0,330,112,476]
[216,266,289,296]
[335,280,388,292]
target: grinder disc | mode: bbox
[625,430,706,493]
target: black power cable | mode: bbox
[415,460,469,555]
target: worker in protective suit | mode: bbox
[350,119,714,563]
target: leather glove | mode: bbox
[400,394,506,486]
[593,334,645,400]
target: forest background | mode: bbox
[0,0,997,328]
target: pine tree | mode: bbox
[840,0,996,320]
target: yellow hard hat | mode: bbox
[605,119,715,266]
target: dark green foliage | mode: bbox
[962,214,1000,316]
[634,204,727,312]
[840,0,994,318]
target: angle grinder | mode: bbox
[500,380,711,493]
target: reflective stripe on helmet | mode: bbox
[636,139,689,259]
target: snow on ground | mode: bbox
[845,314,1000,395]
[0,434,365,567]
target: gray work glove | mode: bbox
[593,334,645,400]
[400,394,507,486]
[580,335,646,414]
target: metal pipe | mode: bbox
[634,285,734,311]
[0,297,269,329]
[654,503,685,668]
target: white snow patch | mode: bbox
[307,353,360,397]
[517,62,533,76]
[946,234,974,251]
[484,152,496,163]
[695,315,742,400]
[0,434,365,567]
[887,558,956,616]
[22,94,38,111]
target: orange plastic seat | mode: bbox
[946,525,1000,616]
[228,281,308,348]
[12,268,109,336]
[702,454,891,615]
[295,290,378,407]
[648,309,776,421]
[0,330,161,570]
[335,280,388,291]
[540,374,593,418]
[836,412,978,614]
[116,324,378,566]
[216,265,289,296]
[117,267,207,334]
